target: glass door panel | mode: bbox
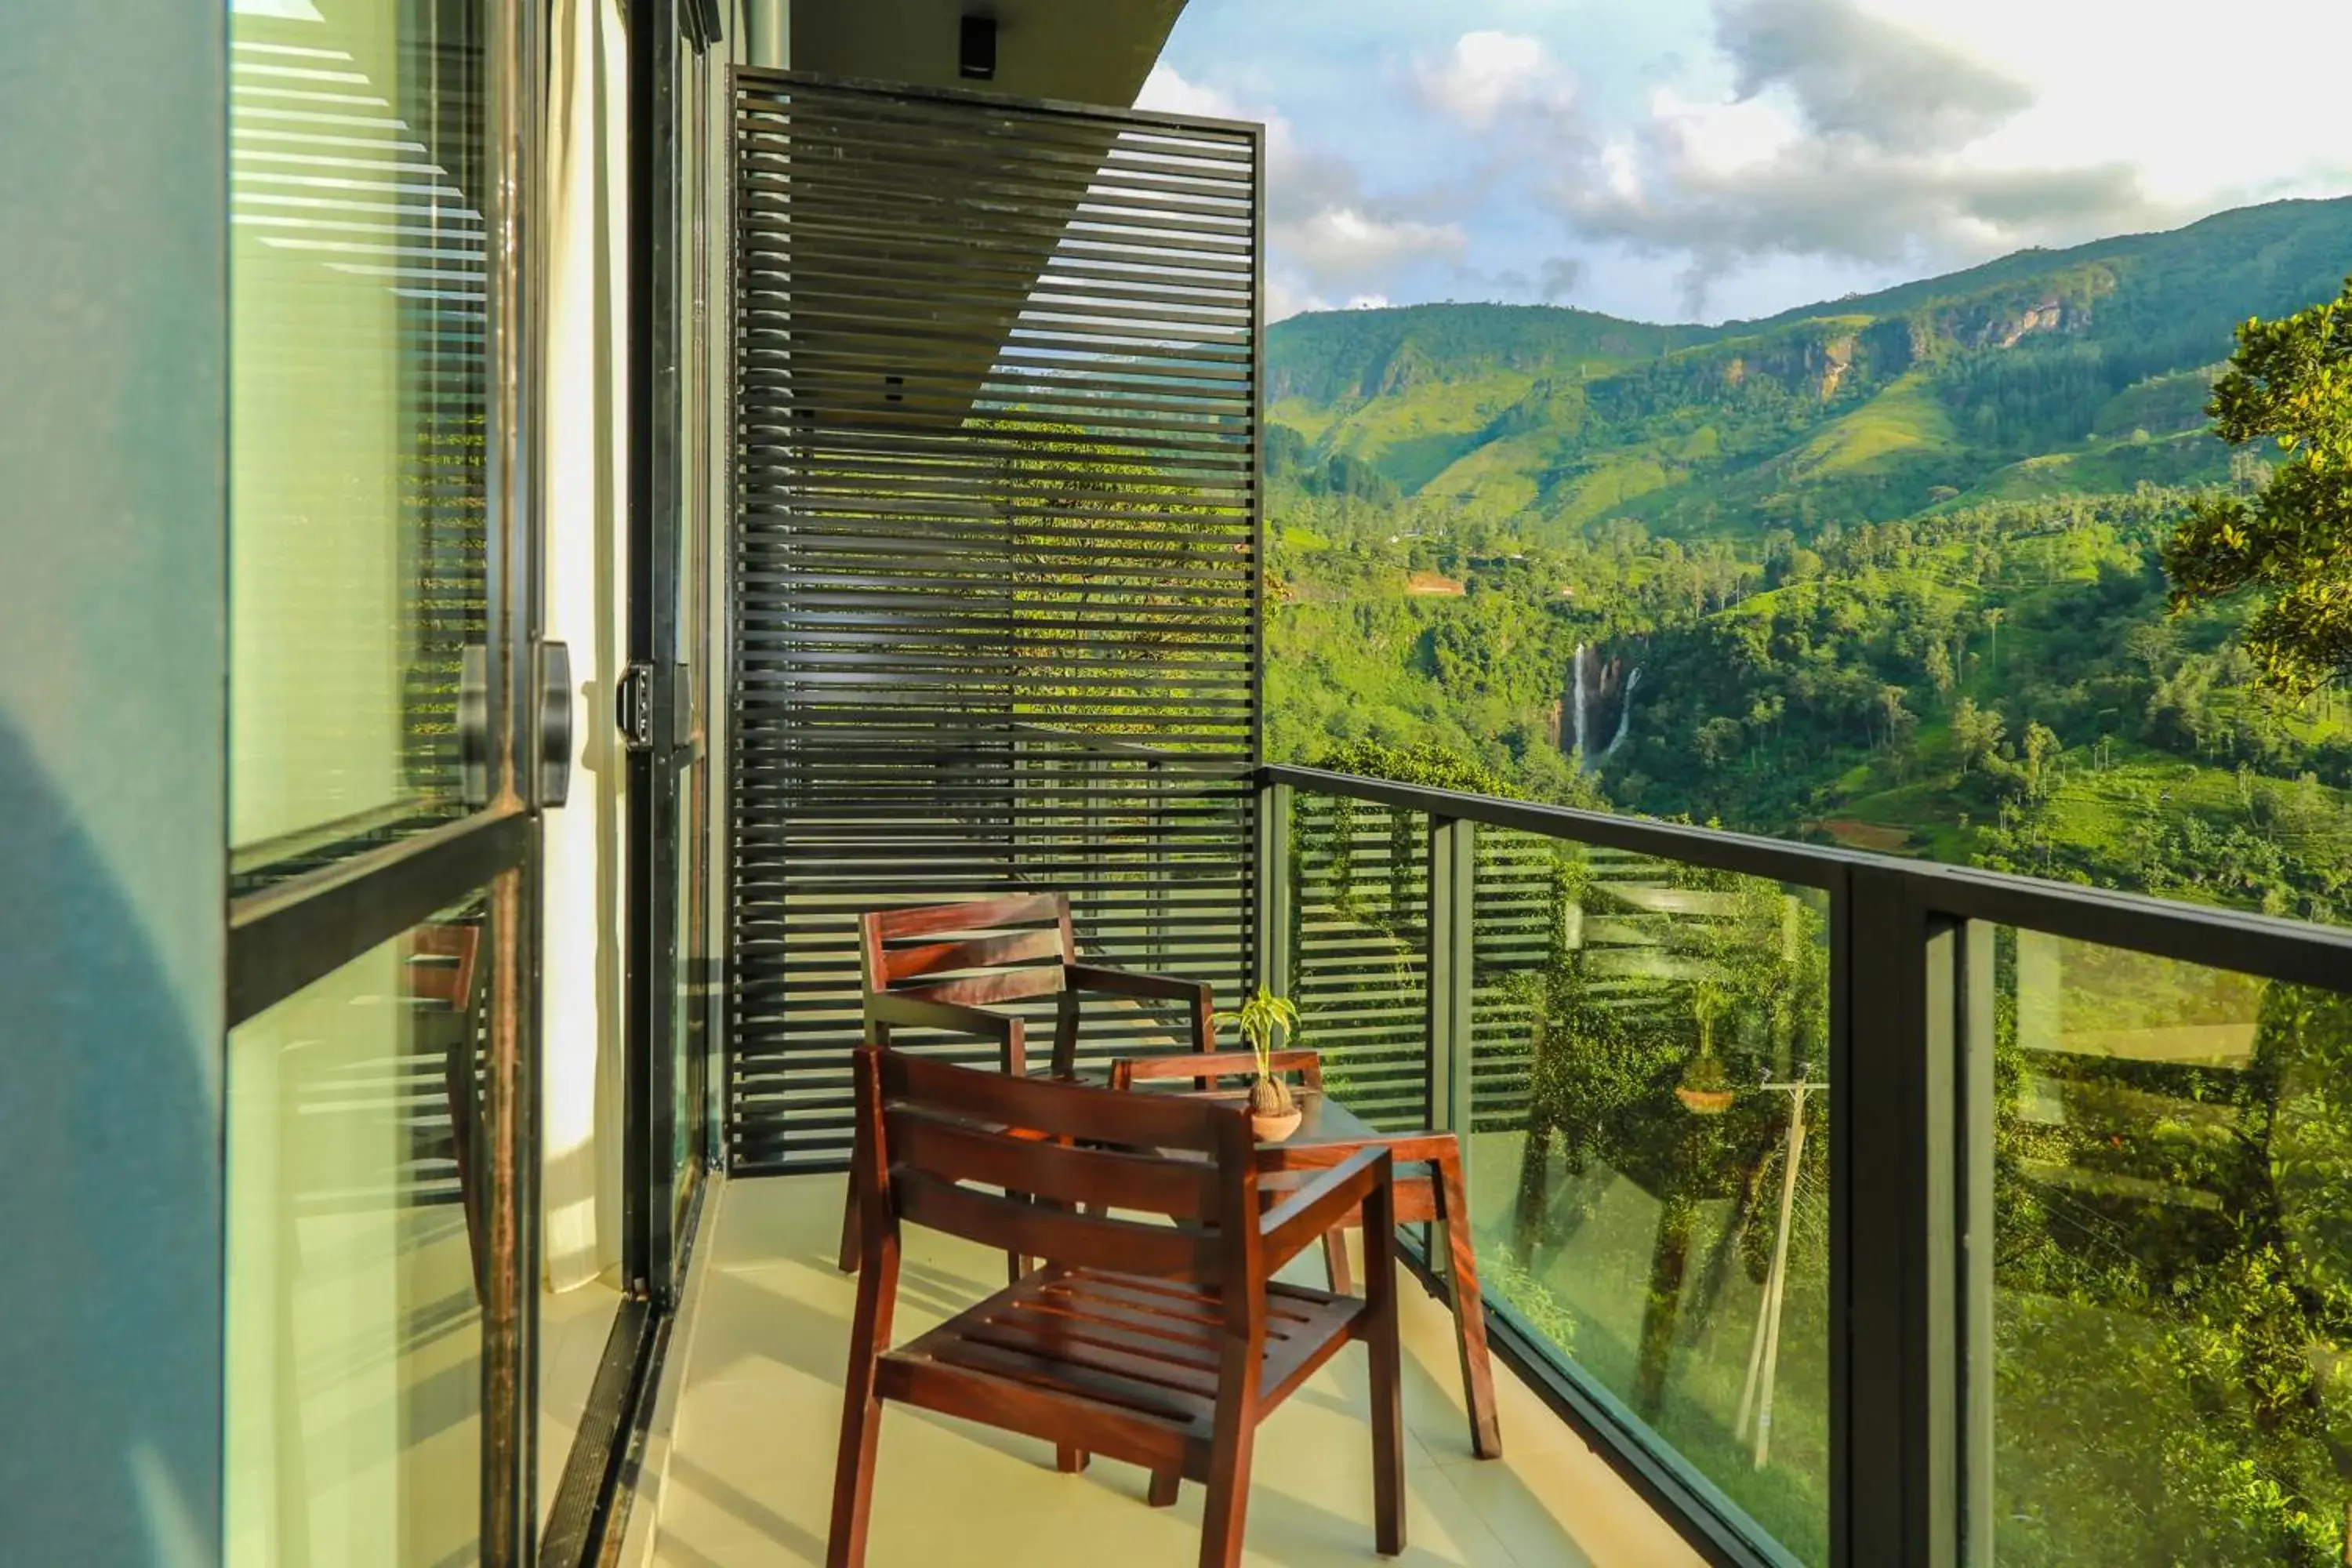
[225,0,535,1555]
[669,26,714,1240]
[225,895,499,1566]
[229,0,497,877]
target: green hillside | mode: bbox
[1269,197,2352,540]
[1261,197,2352,1568]
[1264,195,2352,921]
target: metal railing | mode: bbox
[1258,762,2352,1568]
[726,679,2352,1565]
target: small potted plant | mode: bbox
[1674,1051,1736,1115]
[1219,985,1305,1142]
[1675,972,1737,1116]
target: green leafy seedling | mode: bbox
[1217,985,1302,1117]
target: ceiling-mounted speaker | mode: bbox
[960,15,996,80]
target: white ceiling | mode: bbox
[793,0,1189,107]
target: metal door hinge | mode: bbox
[618,661,655,753]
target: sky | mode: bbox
[1138,0,2352,325]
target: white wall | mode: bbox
[542,0,633,1293]
[0,5,227,1561]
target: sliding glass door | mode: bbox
[626,0,719,1304]
[223,0,544,1560]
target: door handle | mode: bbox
[458,642,492,809]
[540,639,575,808]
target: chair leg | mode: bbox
[1197,1432,1256,1566]
[445,1040,487,1305]
[837,1178,862,1275]
[1198,1345,1259,1568]
[1148,1468,1181,1508]
[826,1391,884,1568]
[826,1265,895,1567]
[1055,1446,1090,1474]
[1322,1227,1355,1296]
[1363,1185,1406,1556]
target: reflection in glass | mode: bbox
[670,32,714,1229]
[1467,831,1832,1565]
[1989,932,2352,1566]
[229,0,492,866]
[1285,795,1432,1132]
[224,899,491,1566]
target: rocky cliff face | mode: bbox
[1929,265,2115,354]
[1715,328,1863,402]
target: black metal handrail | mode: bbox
[1263,762,2352,985]
[1257,760,2352,1568]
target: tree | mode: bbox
[1877,684,1916,752]
[2024,720,2061,801]
[1951,697,2005,775]
[1923,641,1956,702]
[2123,619,2176,679]
[1695,716,1744,771]
[2162,277,2352,695]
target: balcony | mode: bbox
[691,746,2352,1567]
[704,67,2352,1568]
[649,1175,1702,1567]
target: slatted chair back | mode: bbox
[858,891,1074,1013]
[860,1047,1261,1290]
[1112,1048,1323,1096]
[404,923,481,1008]
[401,921,488,1303]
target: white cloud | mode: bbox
[1549,0,2174,312]
[1138,64,1468,310]
[1134,63,1248,124]
[1151,0,2352,325]
[1286,207,1466,283]
[1265,276,1331,323]
[1417,31,1578,132]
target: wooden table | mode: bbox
[1105,1080,1504,1461]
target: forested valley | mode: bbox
[1261,194,2352,1566]
[1265,194,2352,921]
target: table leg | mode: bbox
[1436,1149,1502,1459]
[1322,1228,1355,1296]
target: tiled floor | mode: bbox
[651,1176,1703,1568]
[541,1270,624,1521]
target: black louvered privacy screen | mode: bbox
[728,71,1265,1173]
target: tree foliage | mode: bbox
[2164,278,2352,694]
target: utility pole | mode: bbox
[1735,1065,1828,1468]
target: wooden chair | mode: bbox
[829,1046,1405,1568]
[1111,1047,1504,1462]
[1109,1047,1322,1097]
[405,924,485,1304]
[839,889,1217,1276]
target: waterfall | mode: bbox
[1570,642,1588,771]
[1598,666,1643,762]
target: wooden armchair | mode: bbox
[839,890,1216,1275]
[405,923,485,1305]
[828,1046,1405,1568]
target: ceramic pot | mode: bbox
[1250,1106,1304,1142]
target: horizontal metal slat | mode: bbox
[729,70,1262,1171]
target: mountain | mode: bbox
[1269,197,2352,539]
